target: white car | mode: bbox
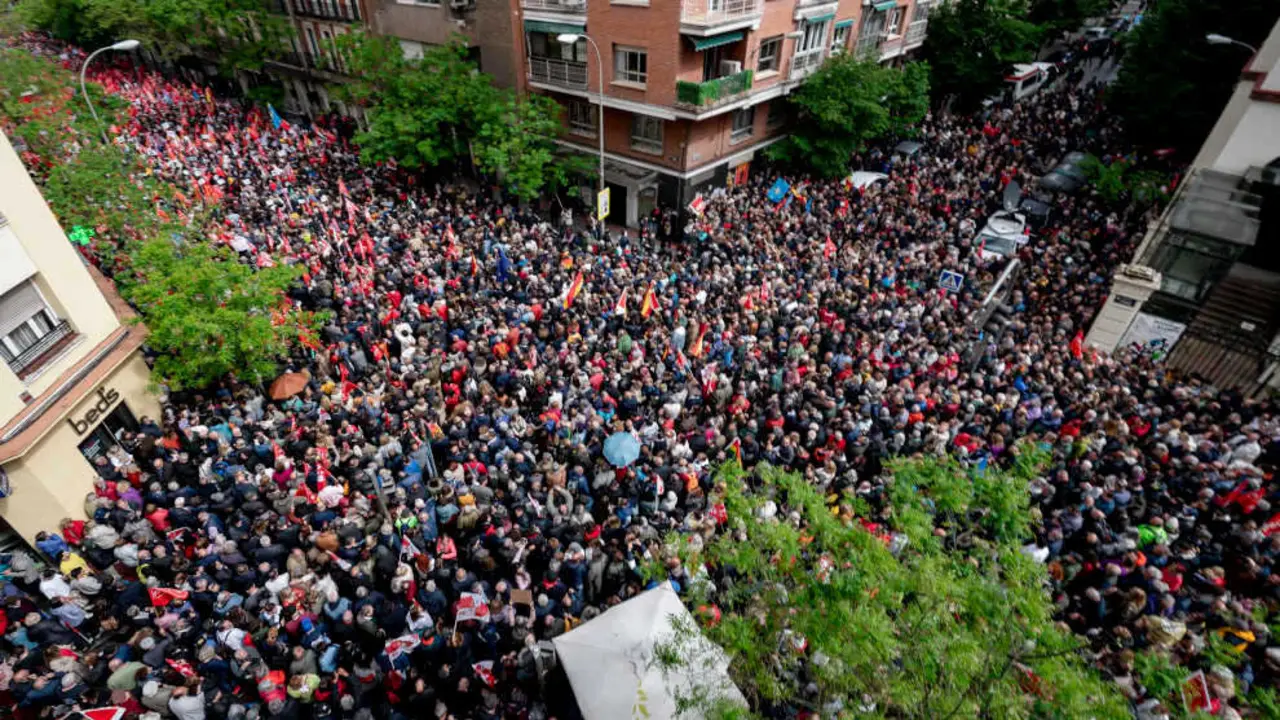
[974,210,1029,261]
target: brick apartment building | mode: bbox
[517,0,932,226]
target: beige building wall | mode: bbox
[0,132,122,421]
[0,354,160,541]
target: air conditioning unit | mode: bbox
[720,59,743,75]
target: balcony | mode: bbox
[879,33,905,61]
[289,0,361,22]
[522,0,587,14]
[904,20,928,48]
[6,320,75,379]
[528,56,589,90]
[680,0,763,36]
[675,70,753,108]
[789,51,825,81]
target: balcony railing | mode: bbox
[879,34,904,59]
[289,0,361,22]
[904,20,928,47]
[680,0,763,28]
[675,69,754,107]
[522,0,587,12]
[7,320,74,378]
[528,56,589,90]
[789,51,825,80]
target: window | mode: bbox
[631,114,663,154]
[614,46,648,85]
[0,281,70,374]
[731,106,755,141]
[912,2,931,23]
[756,36,782,72]
[886,7,902,33]
[797,19,828,54]
[766,100,786,128]
[831,24,850,53]
[569,101,597,136]
[78,402,139,464]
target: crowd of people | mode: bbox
[1,30,1277,720]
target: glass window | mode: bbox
[569,101,597,136]
[614,46,648,85]
[757,36,782,72]
[78,402,138,464]
[798,20,828,54]
[767,100,787,128]
[731,106,755,141]
[832,25,850,53]
[886,7,902,33]
[631,114,663,154]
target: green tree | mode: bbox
[921,0,1042,111]
[767,55,930,178]
[646,450,1128,719]
[1028,0,1108,45]
[1109,0,1278,156]
[122,238,312,390]
[1079,154,1168,210]
[339,32,592,199]
[16,0,287,73]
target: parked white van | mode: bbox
[1004,62,1057,102]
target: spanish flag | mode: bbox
[729,437,742,465]
[640,284,658,319]
[689,323,707,358]
[563,271,584,310]
[614,288,628,317]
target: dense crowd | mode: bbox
[1,31,1278,720]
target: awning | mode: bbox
[524,19,586,36]
[690,31,745,51]
[873,0,898,10]
[834,18,855,28]
[806,12,836,23]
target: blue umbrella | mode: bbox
[603,432,641,468]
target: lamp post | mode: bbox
[1205,33,1258,54]
[557,33,606,198]
[79,39,141,146]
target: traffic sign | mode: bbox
[938,270,965,293]
[597,187,611,221]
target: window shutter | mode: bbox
[0,282,47,338]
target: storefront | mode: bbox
[0,350,159,543]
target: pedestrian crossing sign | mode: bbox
[597,188,610,221]
[939,270,965,293]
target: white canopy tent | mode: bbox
[552,582,746,720]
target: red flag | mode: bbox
[75,709,127,720]
[1262,512,1280,536]
[338,177,349,197]
[614,288,628,317]
[455,592,491,623]
[823,235,837,260]
[563,271,584,310]
[166,658,197,678]
[473,660,497,687]
[470,255,479,277]
[148,587,189,607]
[1069,331,1084,360]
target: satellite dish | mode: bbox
[1002,180,1022,212]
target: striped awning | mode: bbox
[873,0,898,10]
[807,12,836,23]
[834,18,855,28]
[690,31,745,51]
[524,20,586,36]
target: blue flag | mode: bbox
[496,246,511,283]
[268,104,283,129]
[766,178,790,203]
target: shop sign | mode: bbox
[68,387,121,436]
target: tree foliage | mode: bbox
[1079,154,1168,209]
[0,48,319,390]
[16,0,287,73]
[1109,0,1279,157]
[921,0,1042,111]
[647,450,1128,719]
[338,32,591,199]
[768,54,930,178]
[1028,0,1109,43]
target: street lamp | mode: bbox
[80,39,141,146]
[557,33,606,197]
[1205,33,1258,54]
